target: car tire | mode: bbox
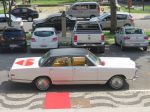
[143,47,147,51]
[109,75,125,90]
[124,23,131,27]
[114,37,118,46]
[28,17,33,22]
[34,77,51,91]
[90,15,96,19]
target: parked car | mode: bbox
[10,7,39,22]
[66,2,100,18]
[0,27,27,52]
[0,14,23,31]
[72,21,105,53]
[30,27,58,52]
[115,26,149,51]
[9,48,137,91]
[90,12,134,30]
[32,13,76,31]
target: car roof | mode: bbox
[123,26,142,30]
[47,13,61,18]
[76,21,99,24]
[49,48,89,57]
[34,27,55,32]
[4,26,23,30]
[73,2,98,5]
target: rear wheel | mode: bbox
[143,47,147,51]
[28,17,33,22]
[124,23,131,27]
[109,76,125,90]
[34,77,51,91]
[90,15,95,19]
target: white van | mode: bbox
[66,2,100,18]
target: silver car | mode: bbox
[115,26,149,51]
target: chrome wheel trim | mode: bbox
[110,77,124,89]
[35,78,50,91]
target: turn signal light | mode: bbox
[144,36,148,40]
[31,38,36,42]
[123,36,130,40]
[74,35,78,42]
[101,35,105,41]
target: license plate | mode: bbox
[40,45,47,47]
[10,44,18,48]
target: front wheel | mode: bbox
[34,77,51,91]
[109,76,125,90]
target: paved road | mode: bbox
[0,46,150,109]
[23,19,150,32]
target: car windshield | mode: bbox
[77,23,101,31]
[34,31,54,37]
[125,28,143,34]
[4,30,24,37]
[39,51,50,66]
[88,52,101,65]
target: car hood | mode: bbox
[11,57,41,70]
[16,17,22,21]
[99,57,136,69]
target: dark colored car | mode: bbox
[32,13,76,31]
[0,27,27,52]
[10,7,39,22]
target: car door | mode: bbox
[49,57,73,82]
[0,17,8,29]
[21,8,28,19]
[117,14,127,28]
[72,56,98,82]
[11,8,21,17]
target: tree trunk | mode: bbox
[110,0,117,34]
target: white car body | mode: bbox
[30,27,58,49]
[0,14,23,30]
[9,48,137,86]
[90,12,134,29]
[115,26,149,50]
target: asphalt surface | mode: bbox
[23,19,150,32]
[0,45,150,91]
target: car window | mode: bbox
[50,16,61,22]
[105,15,111,21]
[76,23,101,32]
[125,28,143,34]
[72,5,80,10]
[89,4,96,9]
[3,30,25,38]
[34,31,54,37]
[72,57,94,66]
[13,8,20,14]
[117,14,127,20]
[52,57,71,67]
[22,8,28,13]
[80,5,88,10]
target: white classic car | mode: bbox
[9,48,137,91]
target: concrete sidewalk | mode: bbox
[2,107,150,112]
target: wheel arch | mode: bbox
[32,76,52,84]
